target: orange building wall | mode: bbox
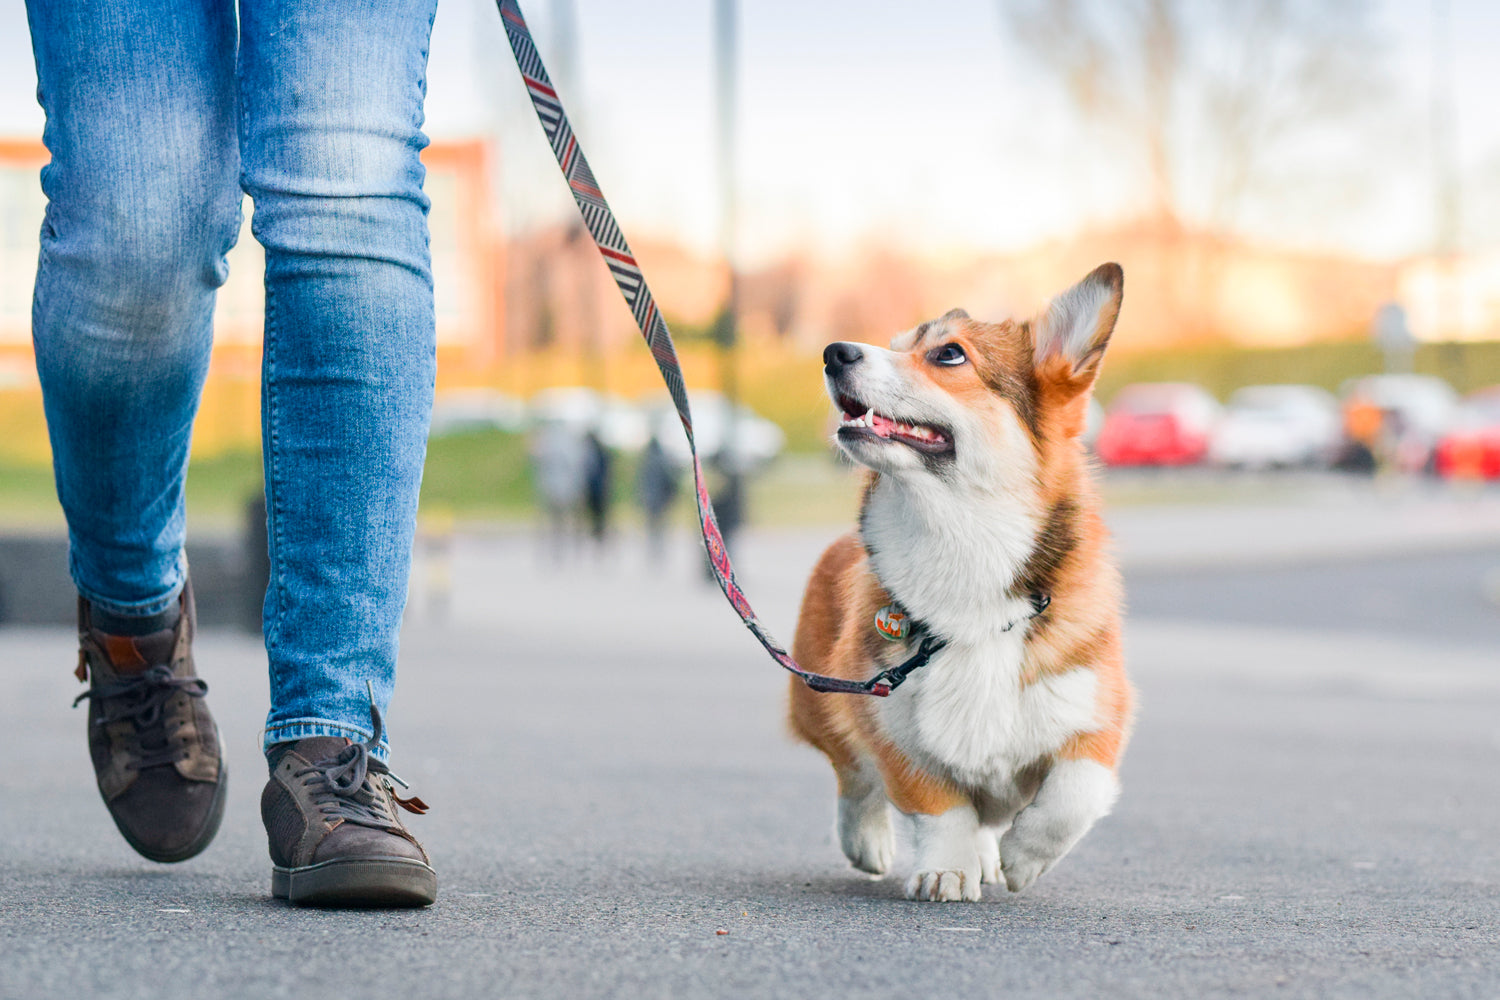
[0,138,505,460]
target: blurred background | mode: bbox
[5,7,1500,984]
[1,0,1499,627]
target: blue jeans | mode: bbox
[26,0,440,756]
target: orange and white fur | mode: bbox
[789,263,1133,902]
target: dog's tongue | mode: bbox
[870,412,897,438]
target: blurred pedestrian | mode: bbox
[28,0,438,905]
[582,428,613,547]
[1377,407,1413,475]
[635,434,680,562]
[1338,397,1381,474]
[702,454,744,583]
[413,508,456,623]
[531,420,587,560]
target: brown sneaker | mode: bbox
[73,580,227,863]
[261,704,436,907]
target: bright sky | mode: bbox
[3,0,1500,264]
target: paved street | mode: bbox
[2,490,1499,999]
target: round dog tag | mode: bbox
[874,604,910,641]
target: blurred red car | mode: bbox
[1433,387,1500,480]
[1096,383,1221,467]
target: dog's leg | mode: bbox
[973,785,1027,886]
[788,671,895,876]
[867,743,981,901]
[834,757,894,876]
[975,827,1002,885]
[906,804,983,902]
[999,758,1119,892]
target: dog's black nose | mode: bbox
[823,342,864,375]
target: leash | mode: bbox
[496,0,1044,696]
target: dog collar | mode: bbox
[873,592,1050,643]
[866,591,1051,695]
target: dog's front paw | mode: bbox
[905,868,981,902]
[998,833,1053,893]
[838,794,894,875]
[842,818,894,876]
[997,759,1119,892]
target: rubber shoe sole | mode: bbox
[272,856,437,907]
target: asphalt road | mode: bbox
[2,500,1498,999]
[1129,546,1500,646]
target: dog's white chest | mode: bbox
[880,638,1098,788]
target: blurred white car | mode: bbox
[1209,384,1341,470]
[528,387,650,452]
[647,390,785,474]
[429,388,527,436]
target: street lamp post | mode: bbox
[714,0,745,544]
[552,0,605,392]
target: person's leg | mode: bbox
[26,0,239,863]
[239,0,438,755]
[238,0,439,906]
[27,0,241,615]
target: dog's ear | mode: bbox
[1032,262,1123,395]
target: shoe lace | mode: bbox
[72,664,208,770]
[295,703,428,828]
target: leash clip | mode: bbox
[864,633,947,697]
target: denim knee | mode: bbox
[236,0,435,284]
[243,146,431,287]
[28,0,241,363]
[36,181,242,365]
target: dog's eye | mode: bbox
[930,344,967,366]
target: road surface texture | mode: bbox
[3,487,1498,999]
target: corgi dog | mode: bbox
[788,263,1132,902]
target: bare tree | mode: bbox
[1000,0,1386,232]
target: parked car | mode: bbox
[1338,374,1459,474]
[1433,387,1500,480]
[1208,384,1341,470]
[1096,383,1221,467]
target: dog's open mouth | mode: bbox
[836,395,953,455]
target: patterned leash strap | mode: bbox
[497,0,892,697]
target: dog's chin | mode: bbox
[835,426,955,472]
[830,389,956,472]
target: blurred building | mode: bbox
[504,221,1426,358]
[7,134,1500,468]
[0,138,504,459]
[1399,253,1500,343]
